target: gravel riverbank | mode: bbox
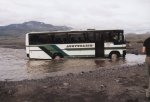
[0,64,149,102]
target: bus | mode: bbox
[26,30,126,59]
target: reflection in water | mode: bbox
[94,60,106,67]
[0,48,146,81]
[94,58,126,68]
[26,59,97,76]
[26,60,62,74]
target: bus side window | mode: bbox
[94,32,102,42]
[113,34,118,42]
[41,35,51,44]
[71,37,76,43]
[63,38,67,43]
[78,37,83,43]
[77,34,85,43]
[29,35,40,45]
[50,35,54,44]
[56,38,62,44]
[86,32,94,43]
[119,33,123,42]
[54,34,65,44]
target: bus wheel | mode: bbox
[54,55,61,60]
[52,53,63,60]
[109,52,120,60]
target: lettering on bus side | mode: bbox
[66,44,93,48]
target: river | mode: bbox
[0,48,146,81]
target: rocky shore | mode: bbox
[0,64,149,102]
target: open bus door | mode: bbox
[95,33,104,57]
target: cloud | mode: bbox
[0,0,150,33]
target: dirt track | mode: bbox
[0,63,149,102]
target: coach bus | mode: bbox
[26,30,126,59]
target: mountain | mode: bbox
[125,32,150,41]
[0,21,72,36]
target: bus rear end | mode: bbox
[26,33,30,58]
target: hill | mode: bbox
[125,33,150,54]
[125,32,150,41]
[0,21,72,36]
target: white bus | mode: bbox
[26,30,126,59]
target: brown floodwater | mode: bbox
[0,48,146,81]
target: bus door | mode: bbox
[95,33,104,57]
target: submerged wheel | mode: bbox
[109,52,120,60]
[52,53,63,60]
[111,53,118,60]
[54,55,61,60]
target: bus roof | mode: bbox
[27,29,123,35]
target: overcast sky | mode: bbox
[0,0,150,33]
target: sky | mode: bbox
[0,0,150,33]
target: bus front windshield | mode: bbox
[109,32,125,44]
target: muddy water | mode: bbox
[0,48,146,81]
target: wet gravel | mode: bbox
[0,64,149,102]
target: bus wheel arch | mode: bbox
[52,53,64,60]
[109,51,120,59]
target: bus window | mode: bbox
[29,35,38,45]
[86,32,94,43]
[103,32,110,42]
[110,32,125,44]
[68,33,85,43]
[77,33,85,43]
[119,32,124,42]
[53,33,67,44]
[111,33,119,42]
[29,34,51,45]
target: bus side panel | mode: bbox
[26,47,29,54]
[63,50,95,57]
[104,49,123,57]
[56,43,95,57]
[104,43,126,57]
[29,47,52,59]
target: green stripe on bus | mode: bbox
[51,45,68,56]
[39,45,68,57]
[39,46,53,57]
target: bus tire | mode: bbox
[109,52,120,60]
[52,53,63,60]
